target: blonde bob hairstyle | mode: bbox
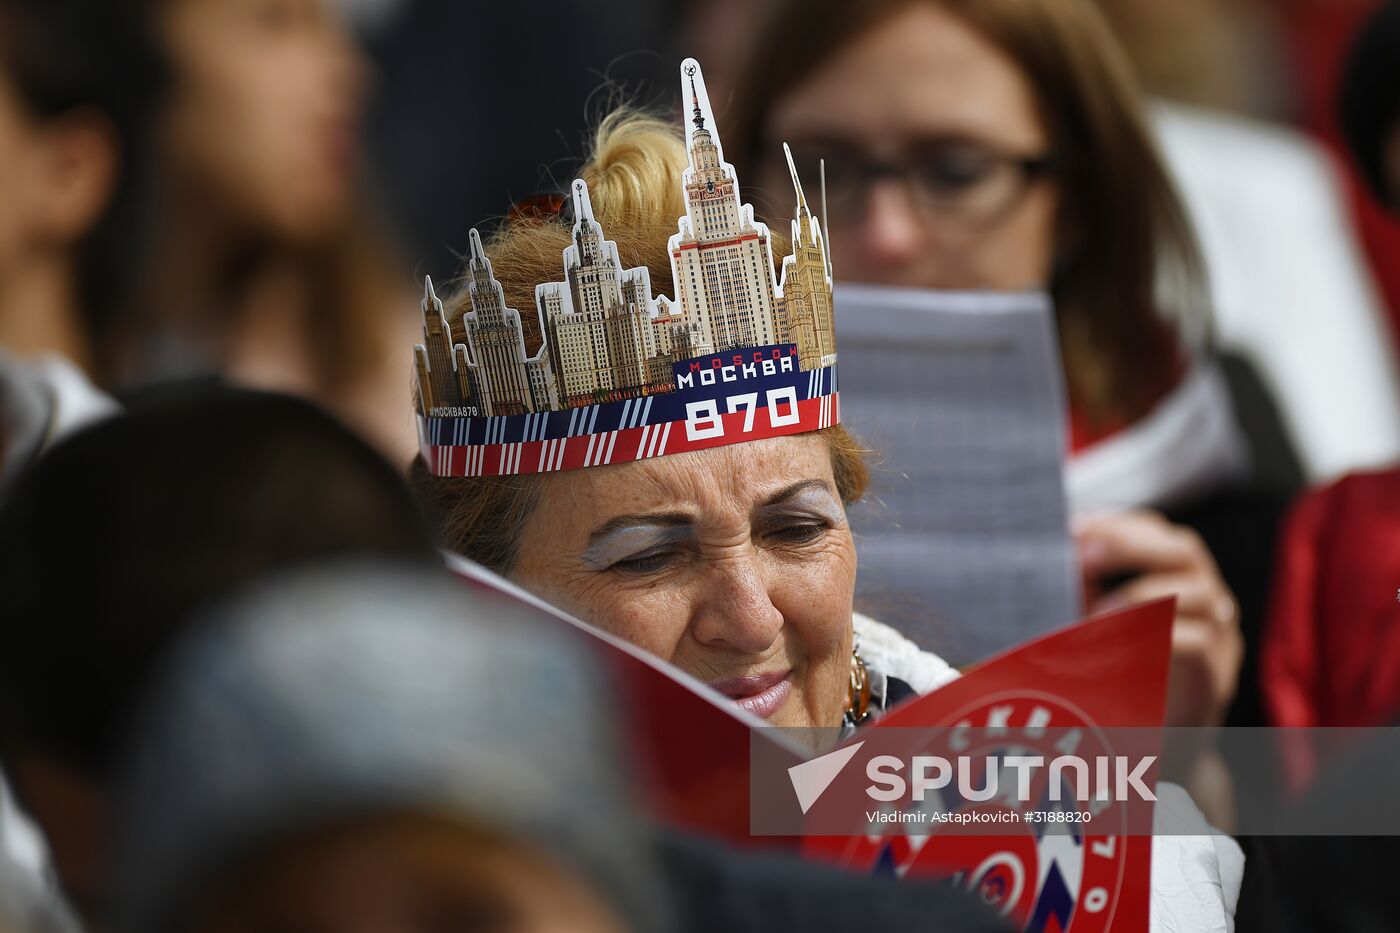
[410,110,870,574]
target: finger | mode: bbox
[1091,573,1234,624]
[1076,511,1211,578]
[1170,615,1245,698]
[1167,621,1244,727]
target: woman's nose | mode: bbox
[857,179,926,270]
[688,556,785,655]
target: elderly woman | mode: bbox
[411,101,932,730]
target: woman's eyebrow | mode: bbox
[586,512,692,546]
[761,479,839,509]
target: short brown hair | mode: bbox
[723,0,1209,428]
[412,111,870,574]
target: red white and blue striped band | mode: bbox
[419,348,839,478]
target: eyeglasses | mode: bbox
[772,139,1059,231]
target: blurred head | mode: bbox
[156,0,366,241]
[1339,0,1400,212]
[726,0,1204,426]
[0,383,437,919]
[187,816,630,933]
[0,0,164,340]
[413,112,869,731]
[113,564,665,933]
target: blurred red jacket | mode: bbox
[1262,469,1400,728]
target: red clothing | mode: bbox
[1262,469,1400,728]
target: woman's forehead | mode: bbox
[544,435,835,520]
[769,3,1044,151]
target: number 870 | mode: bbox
[684,387,801,442]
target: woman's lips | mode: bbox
[709,670,793,720]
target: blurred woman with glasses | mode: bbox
[724,0,1256,733]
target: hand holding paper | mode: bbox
[1075,509,1242,729]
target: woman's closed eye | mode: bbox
[762,517,831,546]
[610,547,684,574]
[761,504,834,549]
[755,483,846,550]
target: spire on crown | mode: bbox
[686,62,706,132]
[783,143,810,215]
[466,228,492,289]
[423,273,439,309]
[572,178,594,219]
[464,227,504,323]
[680,58,722,162]
[774,146,836,372]
[468,227,488,266]
[570,179,602,264]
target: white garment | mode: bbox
[0,772,50,885]
[1066,361,1250,513]
[0,769,78,933]
[1154,103,1400,483]
[1150,784,1244,933]
[854,612,960,699]
[855,614,1245,931]
[0,349,118,491]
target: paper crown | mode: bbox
[413,59,838,478]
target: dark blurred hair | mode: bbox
[723,0,1207,427]
[0,0,167,353]
[0,383,440,775]
[1339,0,1400,208]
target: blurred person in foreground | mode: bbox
[112,563,1012,933]
[0,384,439,922]
[720,0,1249,730]
[110,563,664,933]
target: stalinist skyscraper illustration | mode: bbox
[776,143,837,371]
[458,229,560,417]
[538,181,669,405]
[668,61,781,356]
[413,276,475,415]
